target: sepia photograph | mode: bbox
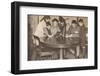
[28,15,88,61]
[11,2,97,74]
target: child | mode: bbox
[67,20,80,58]
[34,16,50,38]
[78,19,87,58]
[58,16,66,37]
[43,22,52,39]
[51,18,60,38]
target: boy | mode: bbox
[78,19,87,58]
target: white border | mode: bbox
[20,6,95,70]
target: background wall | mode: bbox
[0,0,99,76]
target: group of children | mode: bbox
[34,16,87,59]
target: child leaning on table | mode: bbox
[43,22,52,39]
[65,20,80,58]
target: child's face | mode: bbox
[79,22,83,26]
[45,18,50,23]
[65,20,69,24]
[53,21,58,27]
[72,23,76,28]
[60,22,64,27]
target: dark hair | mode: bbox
[71,20,77,24]
[59,16,65,22]
[78,19,85,27]
[52,18,58,23]
[46,22,51,26]
[40,16,50,22]
[78,19,84,23]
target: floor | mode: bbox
[28,46,88,61]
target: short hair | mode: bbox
[46,22,51,26]
[52,18,58,23]
[71,20,77,24]
[40,16,50,21]
[78,19,84,23]
[44,16,50,19]
[59,16,65,22]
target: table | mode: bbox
[39,37,80,59]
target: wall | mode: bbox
[0,0,99,76]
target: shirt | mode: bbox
[34,20,46,38]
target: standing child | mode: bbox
[78,19,87,58]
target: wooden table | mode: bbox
[39,37,80,59]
